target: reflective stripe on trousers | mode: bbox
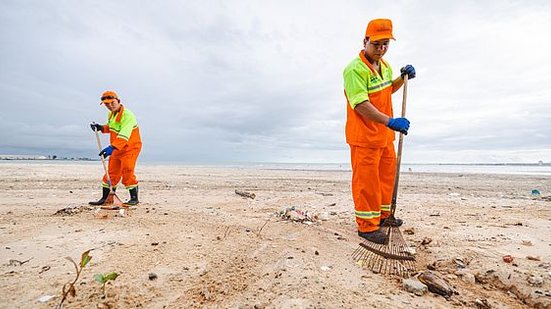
[350,143,396,232]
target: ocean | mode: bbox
[1,160,550,176]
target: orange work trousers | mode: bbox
[350,143,396,232]
[102,146,141,189]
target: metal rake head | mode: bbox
[352,226,416,277]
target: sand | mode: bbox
[0,162,550,308]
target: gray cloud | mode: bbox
[1,0,550,163]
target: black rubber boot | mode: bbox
[358,229,388,244]
[124,187,139,206]
[380,217,403,227]
[89,187,112,205]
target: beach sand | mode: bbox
[0,163,550,308]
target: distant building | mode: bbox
[0,155,48,160]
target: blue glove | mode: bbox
[400,65,416,79]
[90,123,103,132]
[99,145,115,158]
[387,117,410,135]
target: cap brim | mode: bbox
[369,34,396,41]
[100,99,116,105]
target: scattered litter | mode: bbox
[39,265,51,274]
[54,205,92,216]
[421,237,432,245]
[474,298,491,309]
[521,240,533,246]
[8,258,33,266]
[527,256,541,261]
[318,212,330,221]
[502,255,514,263]
[316,192,333,196]
[454,258,466,269]
[531,189,541,196]
[527,275,544,286]
[320,265,332,271]
[37,295,55,303]
[276,206,319,223]
[148,273,158,280]
[448,193,460,197]
[235,189,256,199]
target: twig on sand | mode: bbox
[235,189,256,199]
[255,215,273,237]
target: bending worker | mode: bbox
[343,18,416,244]
[89,90,142,206]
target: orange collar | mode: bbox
[109,104,125,123]
[359,50,379,74]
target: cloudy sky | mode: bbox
[1,0,550,164]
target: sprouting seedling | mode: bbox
[94,271,119,296]
[56,250,92,309]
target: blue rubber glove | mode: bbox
[400,65,416,79]
[90,123,103,132]
[99,145,115,158]
[387,117,410,135]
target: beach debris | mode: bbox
[421,237,433,245]
[8,257,33,266]
[403,278,428,296]
[148,272,158,280]
[521,240,533,246]
[276,206,318,223]
[503,255,514,263]
[54,205,91,216]
[403,227,415,235]
[531,189,541,196]
[454,258,466,269]
[527,275,544,286]
[37,295,55,303]
[320,265,332,271]
[456,269,476,284]
[235,189,255,199]
[316,192,333,196]
[474,298,491,309]
[526,256,541,261]
[417,270,454,298]
[39,265,51,274]
[318,212,330,221]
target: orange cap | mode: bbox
[365,18,395,41]
[100,90,119,105]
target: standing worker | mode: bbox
[89,90,142,206]
[343,19,416,244]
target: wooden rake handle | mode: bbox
[93,127,113,190]
[390,75,408,215]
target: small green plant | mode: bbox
[94,271,119,296]
[56,249,92,309]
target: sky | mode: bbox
[1,0,550,164]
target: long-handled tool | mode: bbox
[352,76,416,277]
[93,126,124,209]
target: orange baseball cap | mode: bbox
[365,18,395,41]
[100,90,119,104]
